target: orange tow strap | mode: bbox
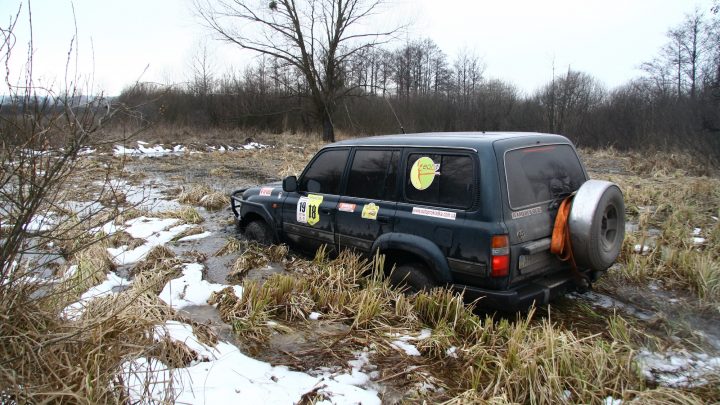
[550,195,586,282]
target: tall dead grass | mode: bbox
[209,246,711,402]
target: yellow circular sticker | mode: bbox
[410,157,437,190]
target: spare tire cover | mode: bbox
[568,180,625,271]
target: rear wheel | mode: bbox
[390,263,435,294]
[244,220,273,245]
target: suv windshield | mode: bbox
[504,145,586,209]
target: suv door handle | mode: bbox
[320,208,333,215]
[377,215,391,224]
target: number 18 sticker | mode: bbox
[297,194,324,226]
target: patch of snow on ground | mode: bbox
[390,340,421,356]
[386,328,432,356]
[159,263,243,309]
[636,348,720,388]
[107,217,191,265]
[114,141,174,157]
[309,312,322,320]
[177,231,213,242]
[107,179,181,213]
[633,244,652,254]
[63,272,131,320]
[604,397,623,405]
[154,321,217,363]
[123,326,381,404]
[242,142,269,150]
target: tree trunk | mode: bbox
[322,111,335,142]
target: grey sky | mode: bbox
[1,0,715,96]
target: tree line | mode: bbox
[117,7,720,160]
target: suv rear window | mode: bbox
[404,153,475,209]
[504,145,586,209]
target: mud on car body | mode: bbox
[230,132,625,311]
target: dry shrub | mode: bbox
[178,184,213,205]
[0,258,180,403]
[214,238,243,256]
[160,206,203,224]
[626,150,716,178]
[115,207,149,224]
[199,192,227,211]
[209,167,232,177]
[178,184,227,211]
[226,244,289,283]
[131,245,181,278]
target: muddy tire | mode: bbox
[390,263,435,294]
[568,180,625,271]
[244,220,273,245]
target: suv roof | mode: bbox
[328,132,571,150]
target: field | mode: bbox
[1,129,719,404]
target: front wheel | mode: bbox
[244,220,273,245]
[390,263,435,294]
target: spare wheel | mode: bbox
[568,180,625,271]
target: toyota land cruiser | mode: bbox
[230,132,625,311]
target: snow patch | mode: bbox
[177,231,213,242]
[636,348,720,388]
[122,335,380,404]
[62,272,131,320]
[159,263,243,309]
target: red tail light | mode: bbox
[491,235,510,277]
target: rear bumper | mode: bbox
[451,271,582,312]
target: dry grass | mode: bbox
[227,243,289,283]
[206,247,715,402]
[583,148,720,305]
[0,248,183,403]
[160,206,203,224]
[178,184,227,210]
[214,238,244,256]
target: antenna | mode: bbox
[383,97,405,134]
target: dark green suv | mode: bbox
[231,132,624,311]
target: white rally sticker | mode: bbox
[411,207,456,220]
[296,196,309,223]
[259,187,273,196]
[511,206,543,219]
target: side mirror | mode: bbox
[282,175,297,192]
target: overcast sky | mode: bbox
[1,0,715,96]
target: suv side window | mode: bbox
[345,149,399,200]
[299,149,349,194]
[404,153,475,209]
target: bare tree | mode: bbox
[196,0,400,142]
